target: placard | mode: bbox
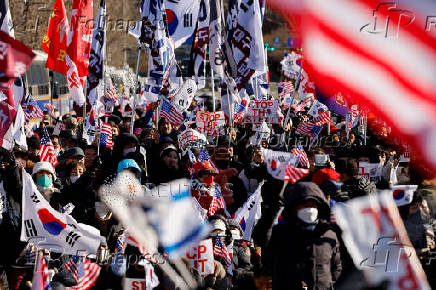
[243,100,280,124]
[196,111,226,138]
[123,278,146,290]
[186,238,214,275]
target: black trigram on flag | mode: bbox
[24,219,38,237]
[66,231,81,247]
[184,13,192,27]
[30,192,40,203]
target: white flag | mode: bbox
[20,170,101,255]
[334,192,430,290]
[173,79,197,112]
[66,54,86,106]
[164,0,200,48]
[83,108,98,145]
[86,0,106,107]
[232,184,262,241]
[231,0,266,90]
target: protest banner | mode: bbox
[186,238,215,275]
[196,111,226,138]
[123,278,146,290]
[243,100,280,124]
[334,191,430,290]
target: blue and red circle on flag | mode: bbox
[38,208,66,235]
[393,189,405,200]
[165,9,178,36]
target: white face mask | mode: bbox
[70,175,80,183]
[297,207,318,224]
[123,147,136,156]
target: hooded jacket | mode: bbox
[265,182,342,290]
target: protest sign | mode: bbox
[243,100,280,124]
[123,278,146,290]
[359,162,383,183]
[334,192,430,290]
[196,111,226,138]
[186,238,215,275]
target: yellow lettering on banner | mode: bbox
[57,49,66,61]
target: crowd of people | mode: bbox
[0,95,435,290]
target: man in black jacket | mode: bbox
[265,182,342,290]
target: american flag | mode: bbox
[22,95,44,121]
[44,102,56,115]
[161,99,184,126]
[40,127,58,167]
[347,106,359,132]
[271,0,436,171]
[99,122,113,149]
[64,257,101,289]
[213,237,232,267]
[208,186,226,217]
[329,199,337,224]
[284,165,309,184]
[32,255,51,290]
[278,81,295,98]
[294,144,310,168]
[295,122,323,138]
[313,110,331,126]
[105,87,117,102]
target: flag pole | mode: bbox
[281,64,303,145]
[211,65,216,112]
[363,110,367,146]
[130,46,142,134]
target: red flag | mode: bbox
[0,31,35,146]
[41,0,69,74]
[0,31,36,85]
[67,0,93,77]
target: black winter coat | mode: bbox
[266,219,342,290]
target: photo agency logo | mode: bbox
[360,2,436,37]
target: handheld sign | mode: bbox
[243,100,280,124]
[196,111,226,138]
[186,238,215,275]
[334,192,430,290]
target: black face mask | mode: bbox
[214,160,230,170]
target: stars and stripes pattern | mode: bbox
[278,81,295,98]
[284,165,309,184]
[313,110,331,126]
[233,98,249,123]
[295,122,323,138]
[22,95,44,121]
[40,127,58,167]
[99,122,113,149]
[105,87,117,102]
[329,198,337,224]
[160,99,184,127]
[64,257,101,289]
[293,144,310,168]
[272,0,436,171]
[198,148,210,162]
[213,237,232,268]
[126,233,147,255]
[32,255,51,290]
[347,106,359,132]
[208,186,226,217]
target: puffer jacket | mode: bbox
[265,182,342,290]
[341,176,376,199]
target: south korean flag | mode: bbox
[20,169,102,255]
